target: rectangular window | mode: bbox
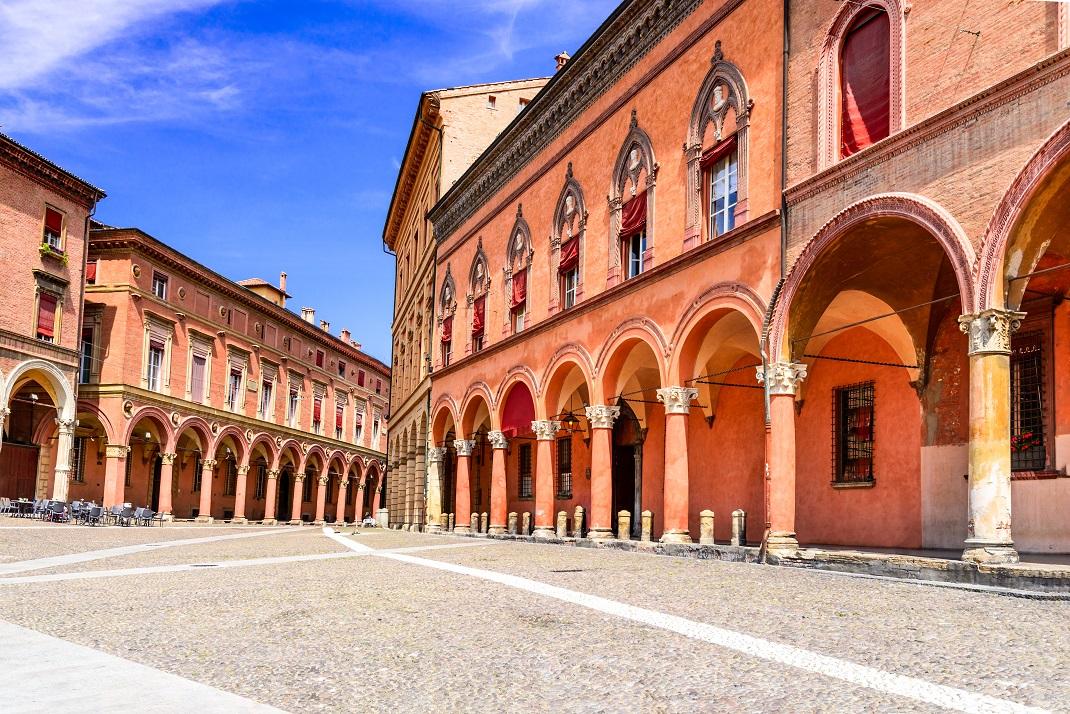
[315,349,325,368]
[518,97,529,113]
[338,360,346,378]
[147,341,165,391]
[335,404,344,440]
[833,382,875,484]
[354,410,364,443]
[375,378,382,395]
[227,368,243,411]
[255,464,267,500]
[518,443,533,499]
[72,437,86,483]
[357,369,366,387]
[556,437,573,498]
[1011,331,1047,471]
[190,355,207,403]
[313,396,322,434]
[223,460,237,496]
[259,379,273,420]
[709,151,738,238]
[152,272,169,300]
[85,260,97,285]
[473,336,484,352]
[36,293,58,342]
[624,230,646,279]
[43,207,63,250]
[372,414,381,444]
[561,268,578,309]
[487,95,496,109]
[79,327,94,384]
[442,341,452,366]
[192,456,202,492]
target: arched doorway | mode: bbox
[611,399,643,538]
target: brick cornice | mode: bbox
[383,93,441,251]
[0,133,105,208]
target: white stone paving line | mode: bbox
[0,538,496,584]
[323,529,1044,714]
[0,620,286,713]
[0,528,301,576]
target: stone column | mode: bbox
[336,478,349,524]
[314,473,329,524]
[232,464,250,523]
[0,407,9,454]
[656,387,698,543]
[51,417,76,502]
[757,362,807,556]
[488,431,508,534]
[403,454,414,531]
[263,469,279,524]
[585,406,619,539]
[290,474,305,524]
[453,439,475,534]
[531,420,560,538]
[414,436,427,531]
[196,458,217,523]
[103,444,129,507]
[425,447,446,532]
[959,309,1025,564]
[157,453,176,518]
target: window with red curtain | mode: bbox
[85,260,97,284]
[511,269,527,310]
[43,207,63,249]
[840,9,890,158]
[472,296,485,336]
[336,405,344,430]
[620,190,647,237]
[441,316,453,343]
[559,238,579,274]
[357,369,365,387]
[313,397,322,425]
[36,293,57,340]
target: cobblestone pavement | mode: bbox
[0,524,1067,712]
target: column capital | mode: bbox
[487,430,508,449]
[958,309,1027,356]
[266,469,280,479]
[55,417,77,434]
[0,407,10,424]
[340,478,350,488]
[531,420,560,441]
[237,464,250,475]
[294,473,305,483]
[105,444,130,459]
[453,439,476,456]
[585,405,620,429]
[656,386,698,415]
[318,474,329,486]
[427,446,447,463]
[160,452,177,465]
[757,362,807,396]
[202,458,218,469]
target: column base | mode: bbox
[289,519,303,526]
[765,532,799,557]
[261,518,278,526]
[962,540,1019,565]
[194,515,214,524]
[532,526,555,539]
[312,520,325,526]
[587,527,614,540]
[488,525,506,535]
[425,523,442,534]
[660,530,693,544]
[231,517,248,525]
[453,525,472,535]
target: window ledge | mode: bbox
[831,480,875,489]
[1011,469,1067,481]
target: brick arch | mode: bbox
[460,381,496,435]
[2,358,76,422]
[174,416,212,454]
[668,282,767,386]
[816,0,906,169]
[248,432,279,469]
[495,366,540,413]
[303,444,328,474]
[768,193,975,361]
[596,316,670,400]
[277,438,304,470]
[77,400,118,445]
[540,343,597,403]
[211,425,249,464]
[123,405,176,452]
[977,118,1070,311]
[431,397,459,444]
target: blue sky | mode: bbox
[0,0,618,363]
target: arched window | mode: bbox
[609,109,657,286]
[504,205,533,334]
[552,162,587,312]
[468,240,490,354]
[437,266,456,367]
[818,1,904,167]
[685,41,752,248]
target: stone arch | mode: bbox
[768,193,976,361]
[174,416,212,454]
[460,382,496,435]
[278,438,303,468]
[542,351,596,424]
[540,343,597,403]
[977,118,1070,311]
[608,109,658,282]
[304,444,328,475]
[468,238,490,296]
[76,400,118,444]
[123,405,175,451]
[248,433,279,469]
[495,366,541,412]
[668,282,767,386]
[550,162,589,310]
[596,318,670,424]
[211,425,249,464]
[685,41,753,245]
[816,0,907,169]
[431,398,459,444]
[596,317,670,385]
[1,359,75,421]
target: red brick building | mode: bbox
[73,225,389,522]
[0,133,105,502]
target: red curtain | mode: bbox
[85,261,97,283]
[336,406,343,430]
[840,10,890,158]
[511,269,527,310]
[355,413,363,427]
[472,296,485,336]
[700,135,737,170]
[500,383,536,438]
[620,190,647,236]
[440,316,453,343]
[44,208,62,234]
[313,398,322,422]
[37,293,57,338]
[559,237,579,273]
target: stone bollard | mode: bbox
[573,505,585,539]
[470,513,479,534]
[521,511,532,536]
[556,511,568,539]
[448,513,455,532]
[731,509,746,546]
[641,510,653,542]
[480,512,488,534]
[699,510,715,545]
[508,511,518,535]
[617,510,631,540]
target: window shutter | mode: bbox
[191,355,206,402]
[510,270,527,310]
[37,293,57,338]
[313,398,322,422]
[558,237,579,273]
[700,135,737,170]
[840,10,891,157]
[85,261,97,283]
[357,370,366,387]
[441,316,454,342]
[44,208,63,235]
[472,296,485,336]
[620,191,647,236]
[336,405,344,430]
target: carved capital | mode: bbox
[105,444,130,459]
[531,420,560,441]
[267,469,280,480]
[237,465,250,476]
[958,309,1026,356]
[585,405,620,430]
[758,362,807,396]
[453,439,476,457]
[656,387,698,415]
[487,430,508,450]
[318,474,329,486]
[55,417,77,434]
[201,458,218,470]
[427,446,447,463]
[340,478,350,488]
[294,473,305,483]
[160,452,177,465]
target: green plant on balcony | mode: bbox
[39,242,69,265]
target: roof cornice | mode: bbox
[0,133,106,207]
[427,0,702,242]
[382,93,442,251]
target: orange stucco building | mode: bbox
[421,0,1070,562]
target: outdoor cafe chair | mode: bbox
[85,506,105,526]
[116,506,135,527]
[137,508,156,526]
[46,502,69,523]
[106,505,123,525]
[0,497,14,516]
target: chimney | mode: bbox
[555,52,570,72]
[301,307,315,323]
[320,319,330,332]
[279,271,287,292]
[340,328,351,343]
